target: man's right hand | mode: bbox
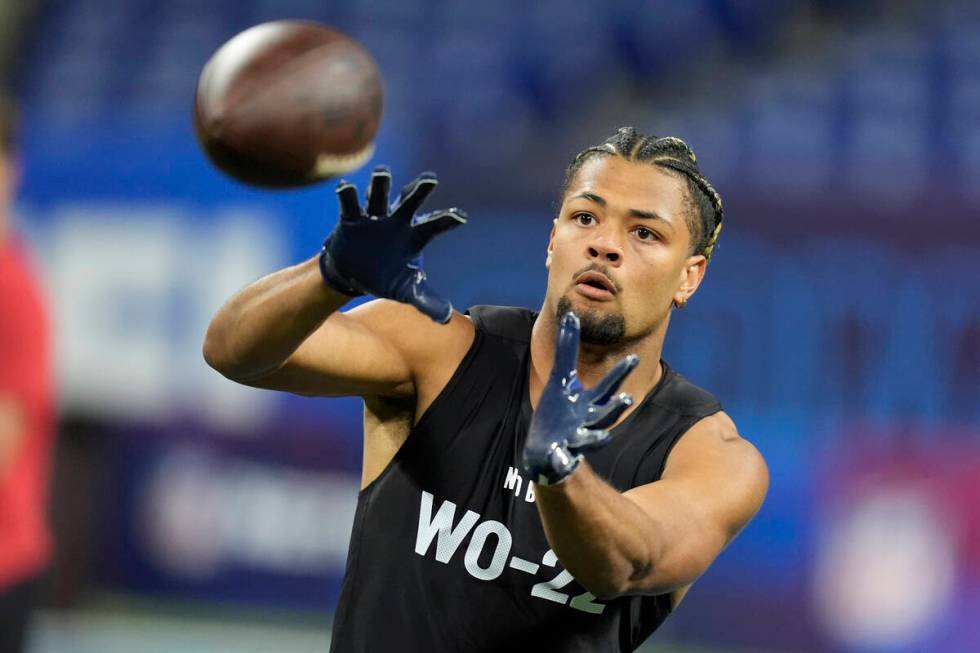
[319,166,467,323]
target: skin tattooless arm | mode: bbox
[524,314,768,600]
[203,258,350,382]
[520,312,650,597]
[534,462,664,598]
[534,423,767,600]
[204,167,466,384]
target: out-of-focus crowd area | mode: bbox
[0,1,977,652]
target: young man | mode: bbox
[204,127,768,652]
[0,96,55,653]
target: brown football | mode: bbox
[194,20,383,188]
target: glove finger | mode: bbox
[587,354,639,404]
[336,181,362,223]
[366,165,392,217]
[567,427,613,453]
[391,172,438,219]
[408,275,454,324]
[554,312,581,380]
[412,209,468,246]
[584,392,633,430]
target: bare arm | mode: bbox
[534,412,768,599]
[203,255,350,384]
[204,168,471,400]
[203,255,473,399]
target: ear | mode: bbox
[545,217,558,269]
[672,254,708,307]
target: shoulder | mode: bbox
[466,305,536,342]
[668,412,767,480]
[653,365,722,417]
[663,412,769,533]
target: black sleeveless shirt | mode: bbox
[330,306,722,652]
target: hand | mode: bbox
[523,312,639,485]
[318,166,467,323]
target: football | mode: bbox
[194,20,383,188]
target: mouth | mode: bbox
[574,271,617,301]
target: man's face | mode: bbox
[545,156,707,347]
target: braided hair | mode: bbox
[560,127,724,260]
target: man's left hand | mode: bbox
[522,312,638,485]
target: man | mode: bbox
[204,127,768,652]
[0,95,55,653]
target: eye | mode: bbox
[633,226,659,242]
[572,212,595,226]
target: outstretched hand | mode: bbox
[522,312,639,485]
[319,166,467,323]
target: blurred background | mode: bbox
[1,0,978,651]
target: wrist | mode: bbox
[318,242,364,297]
[523,444,583,486]
[294,256,355,313]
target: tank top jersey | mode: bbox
[329,306,722,653]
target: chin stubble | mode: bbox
[556,296,626,346]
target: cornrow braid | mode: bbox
[560,127,724,260]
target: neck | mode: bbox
[529,303,669,413]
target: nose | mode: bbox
[587,233,622,265]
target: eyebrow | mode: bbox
[572,191,607,206]
[570,192,674,230]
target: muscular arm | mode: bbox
[534,412,768,600]
[204,168,470,400]
[203,256,473,399]
[203,256,351,384]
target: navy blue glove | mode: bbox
[522,312,639,485]
[318,166,467,323]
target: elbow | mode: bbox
[584,580,629,602]
[576,562,647,601]
[202,323,246,381]
[202,325,281,384]
[580,568,642,600]
[202,344,227,377]
[579,555,658,600]
[202,323,229,373]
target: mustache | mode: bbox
[573,262,622,293]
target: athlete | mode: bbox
[0,95,55,653]
[204,127,768,652]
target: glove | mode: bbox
[522,312,639,485]
[318,166,467,323]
